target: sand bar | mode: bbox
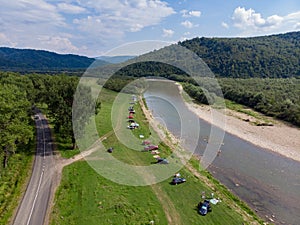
[185,100,300,163]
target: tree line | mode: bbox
[179,77,300,126]
[179,31,300,78]
[113,60,300,126]
[219,78,300,126]
[0,72,97,169]
[2,30,300,168]
[0,47,99,72]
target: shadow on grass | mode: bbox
[55,141,80,159]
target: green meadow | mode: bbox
[50,88,262,225]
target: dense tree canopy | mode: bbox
[1,31,300,166]
[219,78,300,126]
[29,74,98,149]
[0,73,33,168]
[179,32,300,78]
[0,72,98,168]
[0,47,99,72]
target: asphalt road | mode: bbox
[12,112,55,225]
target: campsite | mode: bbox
[49,89,262,225]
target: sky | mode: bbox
[0,0,300,57]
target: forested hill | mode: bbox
[0,47,105,72]
[179,31,300,78]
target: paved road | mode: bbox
[13,112,55,225]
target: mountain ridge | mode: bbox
[179,31,300,78]
[0,47,107,72]
[1,31,300,77]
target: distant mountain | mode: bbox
[2,31,299,77]
[179,31,300,78]
[107,32,300,79]
[0,47,108,72]
[97,55,136,64]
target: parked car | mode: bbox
[142,140,151,145]
[171,177,186,185]
[157,158,169,164]
[198,200,212,216]
[144,145,159,151]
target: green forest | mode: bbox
[107,32,300,126]
[179,32,300,78]
[104,71,300,126]
[1,32,300,167]
[182,78,300,126]
[0,70,103,166]
[0,72,98,223]
[0,47,103,72]
[1,31,300,222]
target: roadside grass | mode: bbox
[0,141,35,225]
[50,161,168,225]
[51,88,262,225]
[51,88,117,159]
[55,136,80,159]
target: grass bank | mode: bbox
[50,88,263,225]
[0,142,35,224]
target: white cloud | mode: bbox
[284,11,300,29]
[57,3,87,14]
[179,31,192,41]
[0,0,65,26]
[0,33,17,46]
[189,10,201,17]
[162,28,174,37]
[232,7,267,28]
[72,0,175,38]
[221,22,229,29]
[181,9,201,18]
[180,10,188,16]
[130,24,144,32]
[37,35,79,53]
[0,0,77,52]
[0,0,175,55]
[181,20,194,28]
[231,7,298,35]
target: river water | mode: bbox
[144,80,300,225]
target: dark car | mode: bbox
[171,177,186,185]
[198,200,212,216]
[107,147,113,153]
[157,158,169,164]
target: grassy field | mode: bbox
[51,161,168,225]
[50,88,263,225]
[0,142,34,225]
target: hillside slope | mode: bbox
[179,32,300,78]
[0,47,106,72]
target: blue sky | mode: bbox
[0,0,299,57]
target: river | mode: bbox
[144,80,300,225]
